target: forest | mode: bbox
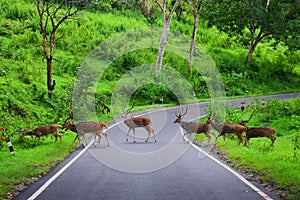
[0,0,299,199]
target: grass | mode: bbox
[0,131,78,199]
[195,104,300,200]
[213,136,300,200]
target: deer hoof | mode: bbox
[133,141,136,143]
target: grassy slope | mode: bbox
[0,0,300,199]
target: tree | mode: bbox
[202,0,300,62]
[37,0,91,100]
[154,0,182,71]
[188,0,203,76]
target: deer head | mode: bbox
[174,106,188,123]
[122,101,135,119]
[240,109,256,126]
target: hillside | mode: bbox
[0,0,299,129]
[0,0,300,199]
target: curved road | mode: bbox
[14,93,299,200]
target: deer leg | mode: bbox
[93,133,100,147]
[132,128,136,143]
[79,132,87,148]
[57,134,62,143]
[101,132,110,146]
[152,128,157,142]
[210,131,217,140]
[97,134,102,144]
[223,134,226,145]
[237,133,243,146]
[244,137,248,147]
[183,131,188,141]
[215,132,222,144]
[270,136,276,147]
[206,132,211,143]
[126,128,132,142]
[72,134,79,145]
[145,127,151,142]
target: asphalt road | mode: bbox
[14,92,299,200]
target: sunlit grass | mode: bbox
[194,102,300,199]
[0,132,77,199]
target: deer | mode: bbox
[62,119,109,147]
[239,109,276,147]
[211,112,247,145]
[173,107,216,143]
[20,124,62,142]
[122,102,157,143]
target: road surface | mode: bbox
[14,92,299,200]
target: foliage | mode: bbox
[201,0,300,61]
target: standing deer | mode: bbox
[239,110,276,147]
[20,124,62,142]
[173,107,216,143]
[211,112,247,145]
[62,120,109,147]
[122,102,157,143]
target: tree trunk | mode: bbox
[246,30,264,62]
[154,0,182,72]
[156,23,170,71]
[188,8,199,76]
[47,59,53,100]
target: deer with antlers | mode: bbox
[122,102,157,143]
[239,109,276,147]
[173,107,216,143]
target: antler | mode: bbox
[122,100,135,113]
[175,106,188,118]
[181,106,188,116]
[244,109,256,123]
[128,100,134,111]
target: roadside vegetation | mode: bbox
[0,0,299,199]
[197,97,300,199]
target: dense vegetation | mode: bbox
[0,0,299,199]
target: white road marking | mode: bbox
[28,104,272,200]
[185,115,273,200]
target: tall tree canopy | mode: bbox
[201,0,300,62]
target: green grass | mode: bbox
[212,135,300,200]
[195,101,300,200]
[0,132,78,199]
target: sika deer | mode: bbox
[173,107,216,143]
[211,112,247,145]
[20,124,62,142]
[62,120,109,147]
[239,110,276,147]
[122,102,157,143]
